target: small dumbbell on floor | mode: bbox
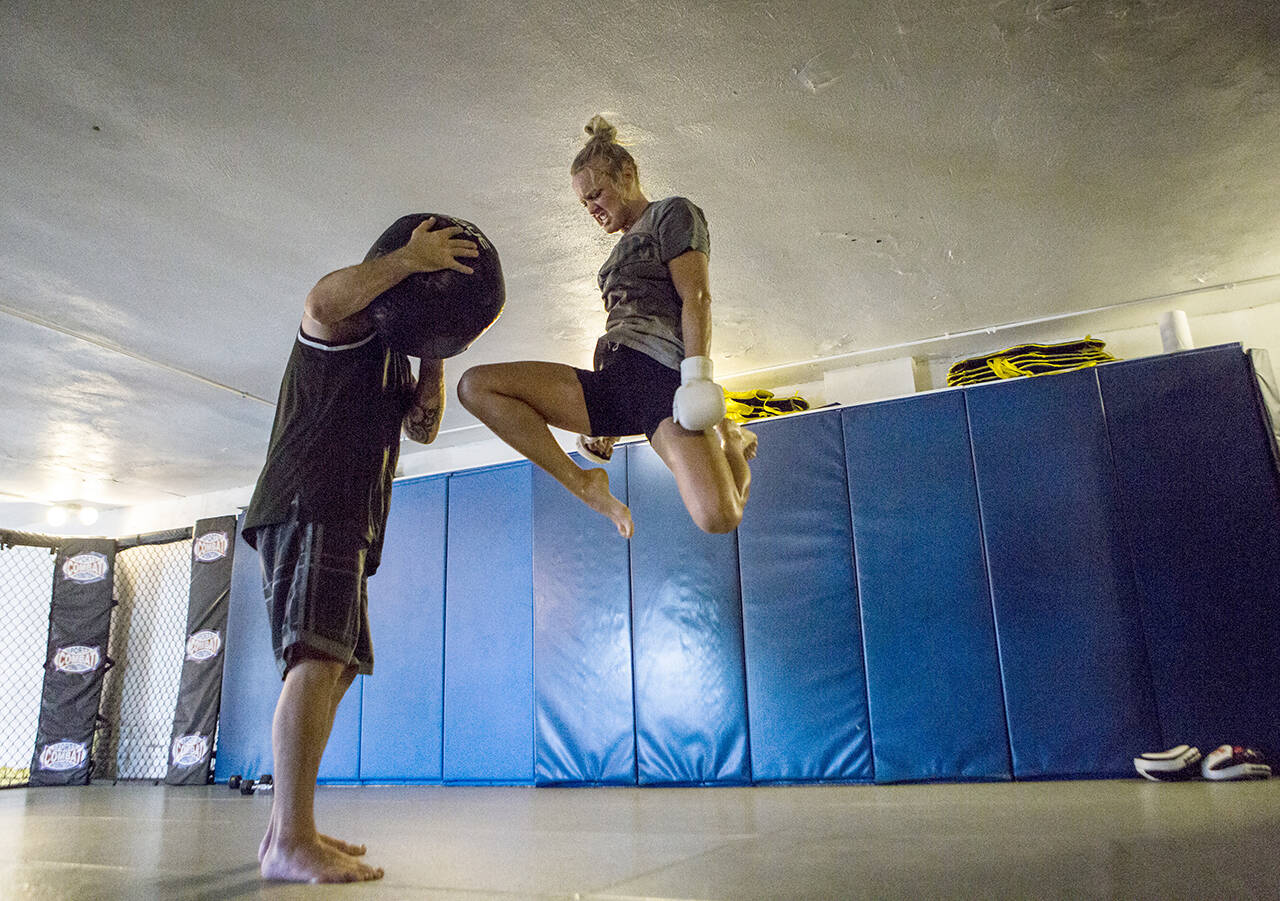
[236,774,274,795]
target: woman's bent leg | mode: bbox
[458,361,633,538]
[650,417,756,534]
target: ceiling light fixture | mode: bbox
[45,503,100,528]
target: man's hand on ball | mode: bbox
[406,217,479,275]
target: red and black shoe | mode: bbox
[1201,745,1272,781]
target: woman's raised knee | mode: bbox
[456,365,492,413]
[691,498,742,534]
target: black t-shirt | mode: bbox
[242,327,413,574]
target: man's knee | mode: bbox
[284,647,348,687]
[334,664,358,696]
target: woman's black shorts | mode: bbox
[574,342,680,441]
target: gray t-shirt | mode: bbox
[595,196,710,371]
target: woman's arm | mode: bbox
[403,357,446,444]
[668,249,712,357]
[667,249,726,431]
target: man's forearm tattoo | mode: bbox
[404,403,441,443]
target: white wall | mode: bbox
[921,299,1280,392]
[41,436,553,539]
[32,296,1280,540]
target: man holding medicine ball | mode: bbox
[242,217,479,883]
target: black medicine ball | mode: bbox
[364,213,505,358]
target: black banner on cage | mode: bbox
[29,538,117,786]
[164,515,237,785]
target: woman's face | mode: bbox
[572,165,636,234]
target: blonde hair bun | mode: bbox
[570,115,635,178]
[584,114,617,144]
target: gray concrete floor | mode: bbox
[0,780,1276,899]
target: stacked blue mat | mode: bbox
[216,343,1280,785]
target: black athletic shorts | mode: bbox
[255,519,373,678]
[575,342,681,441]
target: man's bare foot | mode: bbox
[320,833,367,856]
[260,836,383,884]
[261,821,367,862]
[573,466,634,538]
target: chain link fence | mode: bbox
[0,528,201,787]
[96,538,192,782]
[0,541,58,788]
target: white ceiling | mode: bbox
[3,0,1278,528]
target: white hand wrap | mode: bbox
[672,356,726,431]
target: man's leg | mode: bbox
[316,666,367,855]
[259,664,366,862]
[259,655,383,883]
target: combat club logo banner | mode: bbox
[192,531,229,563]
[185,629,222,661]
[39,741,88,771]
[170,734,209,768]
[52,645,102,674]
[165,514,236,786]
[62,552,109,584]
[30,539,114,786]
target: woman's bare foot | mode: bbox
[718,420,759,461]
[573,466,634,538]
[577,434,617,465]
[260,836,383,884]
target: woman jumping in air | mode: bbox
[459,115,756,538]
